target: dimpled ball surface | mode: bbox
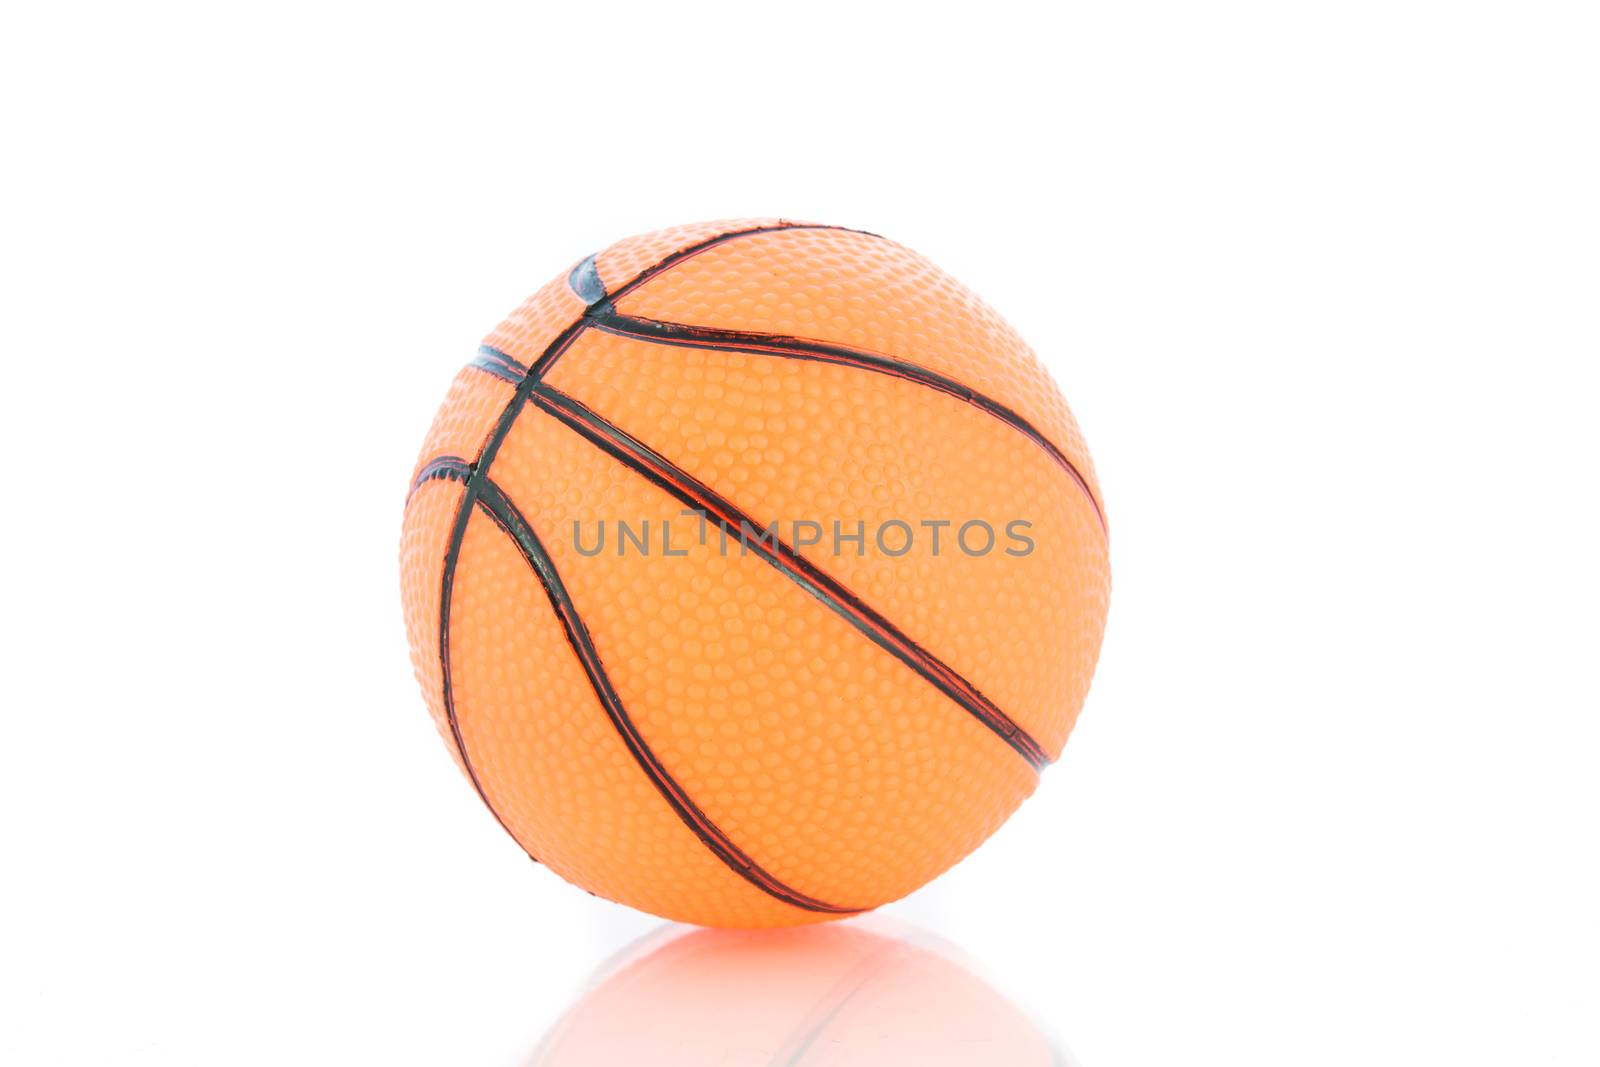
[400,219,1109,927]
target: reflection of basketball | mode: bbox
[401,219,1109,927]
[530,921,1065,1065]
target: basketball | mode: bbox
[400,219,1109,927]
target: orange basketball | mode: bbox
[400,219,1109,927]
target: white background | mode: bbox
[3,2,1596,1064]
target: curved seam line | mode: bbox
[411,456,529,854]
[593,222,883,307]
[456,218,1060,776]
[407,453,471,504]
[432,320,588,860]
[591,312,1107,534]
[471,473,862,915]
[467,346,528,385]
[427,227,885,908]
[526,384,1052,772]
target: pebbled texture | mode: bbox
[484,404,1038,913]
[399,477,468,771]
[449,499,814,927]
[592,217,812,299]
[544,329,1108,758]
[408,367,514,483]
[612,225,1103,516]
[400,219,1111,927]
[483,269,588,370]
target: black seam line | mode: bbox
[470,473,862,916]
[527,384,1053,773]
[465,226,882,389]
[468,346,527,385]
[428,225,886,898]
[466,226,885,390]
[434,319,589,859]
[592,312,1108,534]
[407,453,471,504]
[410,456,531,855]
[583,222,882,307]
